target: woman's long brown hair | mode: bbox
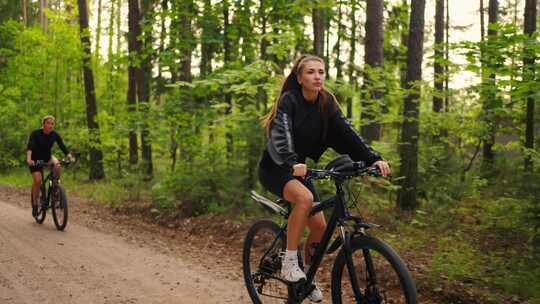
[263,54,338,139]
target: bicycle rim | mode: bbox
[332,236,417,304]
[243,220,289,303]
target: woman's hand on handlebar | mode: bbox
[373,160,391,177]
[292,163,307,177]
[27,159,35,166]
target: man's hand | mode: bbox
[292,163,307,177]
[373,160,391,177]
[26,159,34,166]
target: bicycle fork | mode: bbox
[341,225,364,303]
[341,225,381,304]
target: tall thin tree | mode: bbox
[433,0,444,114]
[397,0,426,210]
[40,0,48,31]
[346,0,358,119]
[334,0,344,80]
[481,0,498,174]
[77,0,105,180]
[127,0,140,165]
[312,1,325,58]
[444,0,450,111]
[361,0,384,143]
[524,0,537,172]
[21,0,27,26]
[139,0,154,178]
[94,0,102,59]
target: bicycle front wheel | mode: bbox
[331,235,417,304]
[243,220,289,304]
[51,185,68,231]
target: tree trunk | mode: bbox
[524,0,537,172]
[240,0,255,63]
[117,0,122,57]
[361,0,384,143]
[77,0,105,180]
[397,0,426,211]
[95,0,102,59]
[200,0,215,77]
[106,0,115,114]
[335,0,344,80]
[444,0,449,111]
[223,0,234,159]
[399,0,410,110]
[21,0,27,26]
[481,0,498,174]
[509,0,519,108]
[433,0,444,114]
[127,0,140,165]
[156,0,168,105]
[139,0,153,178]
[312,1,325,58]
[40,0,48,31]
[346,0,358,119]
[179,0,194,83]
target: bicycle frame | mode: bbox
[35,162,62,208]
[280,177,378,303]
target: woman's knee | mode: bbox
[295,193,314,212]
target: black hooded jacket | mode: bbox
[265,89,381,171]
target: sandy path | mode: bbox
[0,200,249,304]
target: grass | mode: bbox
[0,167,32,187]
[0,166,151,207]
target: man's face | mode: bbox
[43,119,55,134]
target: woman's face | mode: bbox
[43,119,55,134]
[298,60,325,93]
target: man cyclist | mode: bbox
[26,115,74,216]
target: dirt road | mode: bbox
[0,198,249,304]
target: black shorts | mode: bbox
[258,150,320,201]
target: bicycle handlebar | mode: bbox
[307,162,382,181]
[33,158,74,168]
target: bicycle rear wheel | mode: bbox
[331,235,417,304]
[51,185,68,231]
[243,220,289,303]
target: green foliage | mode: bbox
[430,237,483,283]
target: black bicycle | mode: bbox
[243,155,417,303]
[31,159,71,231]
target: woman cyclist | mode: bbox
[258,54,390,302]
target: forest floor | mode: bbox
[0,185,528,304]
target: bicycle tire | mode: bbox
[331,235,417,304]
[51,185,68,231]
[243,219,289,304]
[32,191,46,224]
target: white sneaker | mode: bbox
[304,265,323,302]
[307,283,323,302]
[280,252,306,282]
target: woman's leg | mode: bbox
[305,212,326,266]
[282,179,314,251]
